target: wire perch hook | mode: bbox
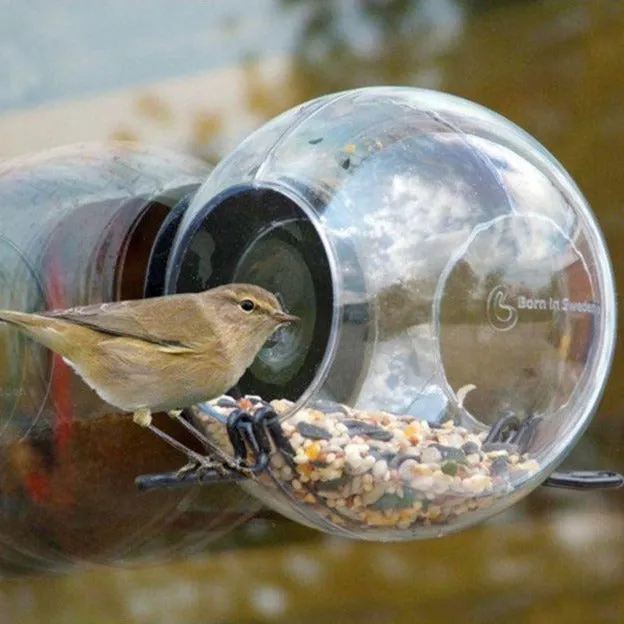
[482,411,623,490]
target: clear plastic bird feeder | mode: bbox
[159,87,617,540]
[0,143,263,571]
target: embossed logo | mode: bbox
[486,285,518,331]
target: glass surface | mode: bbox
[170,87,617,540]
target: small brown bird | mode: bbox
[0,284,299,428]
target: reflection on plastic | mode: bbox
[0,144,260,572]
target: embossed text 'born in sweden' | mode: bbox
[517,296,599,314]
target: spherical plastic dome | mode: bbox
[166,87,616,540]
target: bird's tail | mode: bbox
[0,310,78,359]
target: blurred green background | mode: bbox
[0,1,623,622]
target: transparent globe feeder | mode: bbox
[150,88,616,540]
[141,87,621,541]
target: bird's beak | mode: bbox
[272,311,300,324]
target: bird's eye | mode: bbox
[239,299,255,312]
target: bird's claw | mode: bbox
[174,460,203,478]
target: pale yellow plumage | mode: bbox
[0,283,298,427]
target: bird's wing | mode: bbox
[42,294,213,349]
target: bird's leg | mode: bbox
[132,407,217,471]
[135,406,256,492]
[135,403,296,493]
[166,408,245,472]
[144,423,215,469]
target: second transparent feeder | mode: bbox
[136,87,619,541]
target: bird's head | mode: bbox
[202,283,299,358]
